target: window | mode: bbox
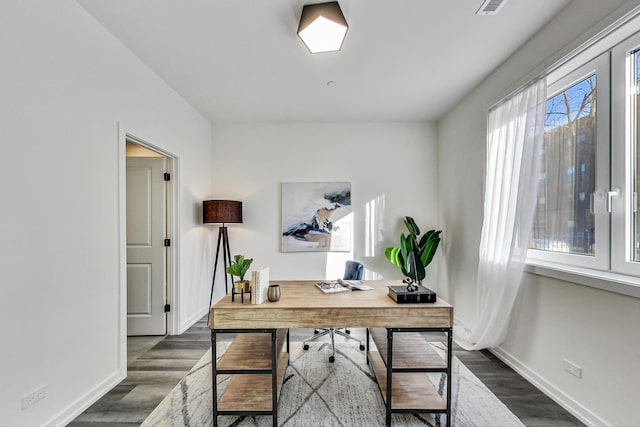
[528,56,609,271]
[532,73,597,256]
[528,17,640,281]
[629,48,640,262]
[611,33,640,277]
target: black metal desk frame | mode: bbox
[366,327,453,427]
[211,328,290,427]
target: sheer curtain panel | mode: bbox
[455,80,546,350]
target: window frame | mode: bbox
[527,54,610,271]
[611,33,640,277]
[524,8,640,293]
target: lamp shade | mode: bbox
[297,2,348,53]
[203,200,243,224]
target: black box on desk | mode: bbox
[387,285,436,303]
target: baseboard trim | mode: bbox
[452,317,609,426]
[46,370,125,427]
[180,307,209,335]
[489,346,609,427]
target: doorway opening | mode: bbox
[118,129,179,373]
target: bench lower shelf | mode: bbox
[367,327,452,426]
[368,349,447,411]
[212,328,289,425]
[217,351,289,412]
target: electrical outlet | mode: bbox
[563,359,583,379]
[21,385,47,410]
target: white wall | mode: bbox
[438,1,640,425]
[208,122,441,303]
[0,1,212,425]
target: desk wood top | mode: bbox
[210,280,453,330]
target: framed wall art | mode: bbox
[281,182,352,252]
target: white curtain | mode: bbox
[455,80,546,350]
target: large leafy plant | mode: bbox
[226,254,253,281]
[385,217,441,291]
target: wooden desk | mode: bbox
[210,280,452,329]
[210,280,453,426]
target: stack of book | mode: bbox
[387,285,436,303]
[250,267,270,304]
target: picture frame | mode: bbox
[281,182,352,252]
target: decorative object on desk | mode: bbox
[281,181,352,252]
[385,216,441,292]
[226,254,253,293]
[267,284,281,302]
[203,200,243,315]
[142,341,525,427]
[250,267,270,304]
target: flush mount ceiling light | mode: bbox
[297,1,348,54]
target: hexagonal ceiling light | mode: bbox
[297,2,348,54]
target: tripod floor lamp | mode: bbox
[203,200,243,313]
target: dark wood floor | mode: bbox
[69,317,583,426]
[453,346,583,426]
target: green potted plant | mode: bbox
[226,254,253,293]
[385,216,441,292]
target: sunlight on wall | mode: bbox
[364,194,386,279]
[325,213,354,279]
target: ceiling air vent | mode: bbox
[476,0,508,15]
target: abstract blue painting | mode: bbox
[281,182,352,252]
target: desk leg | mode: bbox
[211,330,218,427]
[271,330,278,426]
[446,328,452,427]
[365,328,370,365]
[386,328,393,427]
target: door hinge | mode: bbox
[164,239,171,247]
[164,304,171,313]
[163,173,171,181]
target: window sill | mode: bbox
[524,260,640,299]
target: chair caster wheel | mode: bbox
[345,329,351,334]
[314,329,319,334]
[329,355,335,363]
[303,344,309,350]
[359,344,365,351]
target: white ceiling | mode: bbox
[76,0,571,124]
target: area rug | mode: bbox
[142,339,524,427]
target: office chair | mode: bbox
[303,260,366,362]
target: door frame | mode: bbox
[117,123,180,374]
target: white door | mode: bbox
[126,157,167,335]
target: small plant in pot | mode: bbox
[226,255,253,293]
[385,216,441,292]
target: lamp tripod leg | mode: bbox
[222,227,232,294]
[208,228,224,324]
